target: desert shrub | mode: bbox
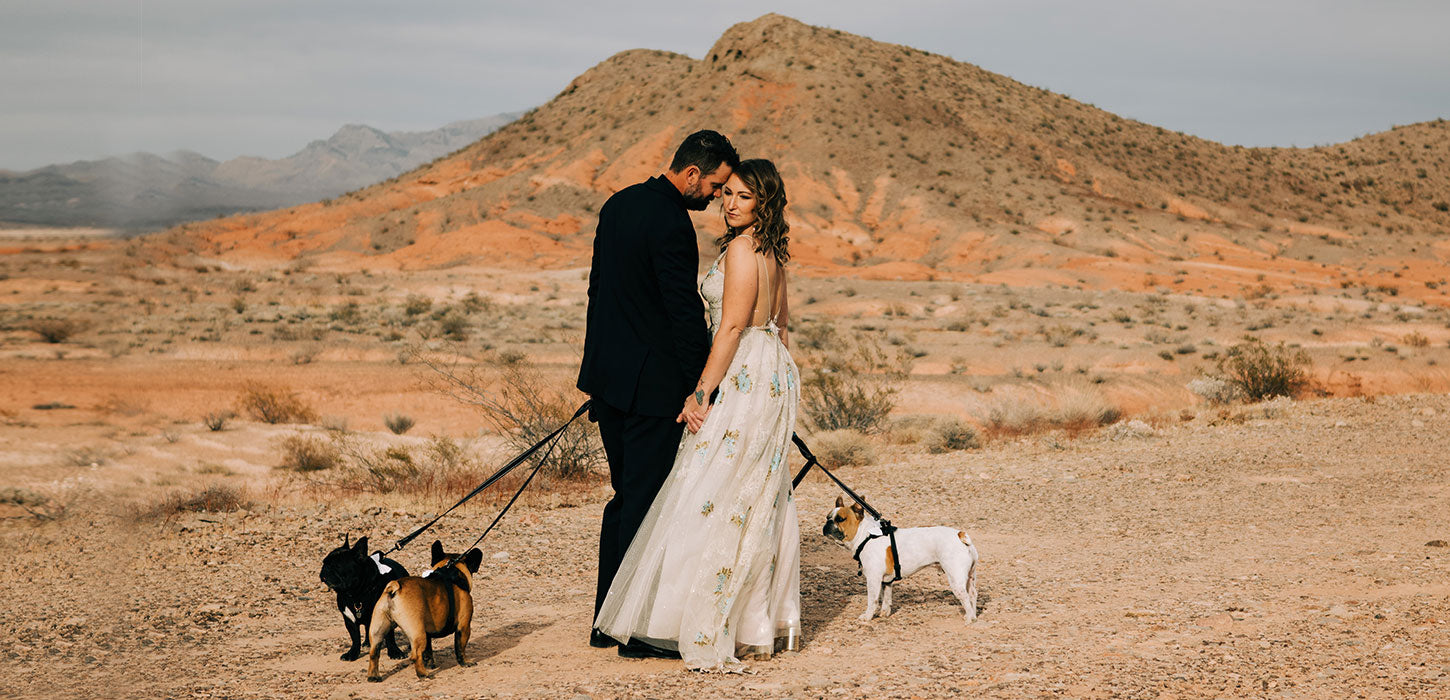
[1105,419,1155,441]
[1217,337,1312,401]
[1187,377,1242,405]
[237,382,317,424]
[277,433,340,472]
[413,349,603,481]
[812,429,876,467]
[799,325,912,433]
[202,410,234,432]
[383,413,415,435]
[438,311,470,341]
[0,487,65,520]
[984,386,1121,438]
[925,418,980,453]
[404,294,432,317]
[795,321,838,350]
[28,317,88,343]
[142,484,249,519]
[1403,331,1430,348]
[322,435,489,497]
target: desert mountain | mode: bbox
[159,14,1450,305]
[0,114,517,229]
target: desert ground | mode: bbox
[2,233,1449,699]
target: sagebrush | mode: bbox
[1217,337,1312,401]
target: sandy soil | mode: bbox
[2,393,1447,699]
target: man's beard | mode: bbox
[682,182,712,211]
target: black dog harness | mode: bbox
[852,526,903,583]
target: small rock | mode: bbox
[491,551,510,561]
[1426,540,1448,548]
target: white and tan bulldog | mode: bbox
[822,496,979,623]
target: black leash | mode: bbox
[789,433,901,582]
[381,400,591,557]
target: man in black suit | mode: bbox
[578,130,738,658]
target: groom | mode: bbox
[577,130,738,657]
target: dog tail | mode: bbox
[957,531,970,546]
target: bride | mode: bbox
[595,158,801,671]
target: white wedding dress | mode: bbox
[595,246,802,671]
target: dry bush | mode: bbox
[237,382,317,424]
[1217,336,1312,401]
[1187,377,1241,405]
[812,429,876,467]
[799,323,912,433]
[412,347,603,481]
[277,433,340,472]
[383,413,416,435]
[141,484,249,520]
[202,410,234,432]
[925,418,980,453]
[321,434,494,498]
[0,487,66,521]
[984,386,1122,439]
[28,317,88,343]
[1403,331,1430,348]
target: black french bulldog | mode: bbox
[320,534,410,661]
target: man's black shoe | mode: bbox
[617,640,681,659]
[589,629,619,648]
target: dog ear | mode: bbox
[431,540,445,563]
[353,536,368,553]
[835,495,844,508]
[850,503,864,518]
[463,548,483,574]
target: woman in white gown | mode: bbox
[595,159,801,671]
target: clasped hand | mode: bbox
[677,393,711,433]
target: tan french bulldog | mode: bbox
[366,540,483,681]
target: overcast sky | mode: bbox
[3,0,1448,171]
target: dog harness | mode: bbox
[852,524,903,583]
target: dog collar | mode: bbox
[851,526,903,583]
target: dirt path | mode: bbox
[3,394,1448,699]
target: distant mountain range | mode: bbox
[0,113,518,230]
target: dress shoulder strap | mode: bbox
[751,251,773,327]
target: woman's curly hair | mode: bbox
[718,158,789,265]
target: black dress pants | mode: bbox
[591,399,685,621]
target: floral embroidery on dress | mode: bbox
[722,430,739,459]
[770,372,782,397]
[700,501,714,516]
[713,567,732,594]
[769,450,783,474]
[694,632,712,646]
[729,507,751,528]
[731,365,752,393]
[785,369,796,391]
[694,440,709,457]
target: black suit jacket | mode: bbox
[577,176,711,418]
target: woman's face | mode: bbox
[721,174,758,230]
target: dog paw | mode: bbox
[340,650,361,661]
[458,660,475,668]
[386,648,408,660]
[366,676,382,683]
[857,613,874,623]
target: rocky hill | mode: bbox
[157,14,1450,305]
[0,114,516,229]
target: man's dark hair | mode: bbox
[668,130,739,176]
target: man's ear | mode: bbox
[682,164,701,186]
